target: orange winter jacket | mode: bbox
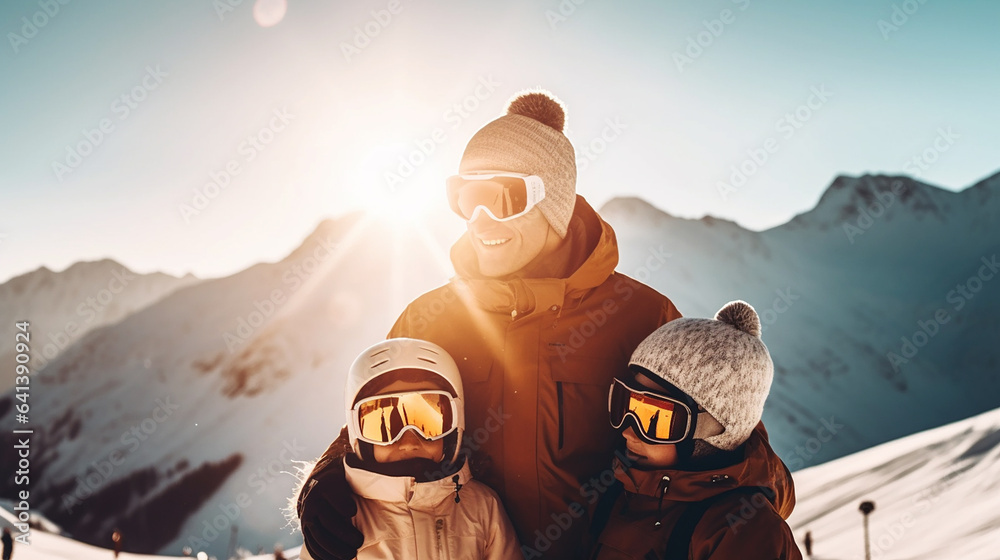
[591,423,802,560]
[387,196,682,558]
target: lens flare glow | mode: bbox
[253,0,287,27]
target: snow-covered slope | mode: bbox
[605,170,1000,469]
[0,260,200,392]
[788,406,1000,559]
[0,503,302,559]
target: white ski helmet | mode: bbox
[345,338,465,464]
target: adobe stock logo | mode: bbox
[340,0,407,63]
[886,254,998,372]
[61,397,181,513]
[575,118,627,173]
[544,0,588,30]
[52,65,168,182]
[716,85,833,201]
[383,76,500,192]
[7,0,71,54]
[179,107,294,222]
[902,127,958,178]
[672,0,752,73]
[877,0,930,40]
[842,181,907,245]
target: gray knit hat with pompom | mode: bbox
[458,90,577,238]
[628,301,774,451]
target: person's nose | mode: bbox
[397,429,423,450]
[467,209,498,229]
[622,426,641,443]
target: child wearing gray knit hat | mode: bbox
[627,299,775,457]
[591,301,801,560]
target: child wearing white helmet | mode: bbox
[299,338,521,560]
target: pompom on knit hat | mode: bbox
[458,90,577,238]
[628,301,774,452]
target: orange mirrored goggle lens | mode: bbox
[608,378,691,444]
[356,392,455,444]
[448,176,533,221]
[627,392,677,440]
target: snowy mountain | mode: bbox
[0,260,200,393]
[1,171,997,556]
[787,405,1000,559]
[606,170,1000,469]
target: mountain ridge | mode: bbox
[0,259,201,392]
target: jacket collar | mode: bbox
[345,458,473,509]
[613,423,797,517]
[449,195,620,316]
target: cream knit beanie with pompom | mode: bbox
[457,90,577,238]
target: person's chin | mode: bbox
[624,447,646,463]
[391,450,435,462]
[475,246,522,276]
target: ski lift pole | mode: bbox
[859,500,875,560]
[228,524,238,560]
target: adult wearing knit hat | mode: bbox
[592,301,800,560]
[458,91,578,238]
[298,90,683,560]
[447,91,579,278]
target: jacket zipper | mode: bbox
[654,475,671,529]
[556,381,564,449]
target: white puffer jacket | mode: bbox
[301,458,522,560]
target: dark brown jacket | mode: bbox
[388,196,682,558]
[591,423,802,560]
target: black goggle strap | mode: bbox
[692,411,725,439]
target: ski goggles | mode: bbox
[446,172,545,222]
[352,390,459,446]
[608,377,695,444]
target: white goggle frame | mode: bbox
[349,390,463,447]
[448,172,546,223]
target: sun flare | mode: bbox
[253,0,287,27]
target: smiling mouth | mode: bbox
[480,238,511,247]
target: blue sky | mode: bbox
[2,0,999,282]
